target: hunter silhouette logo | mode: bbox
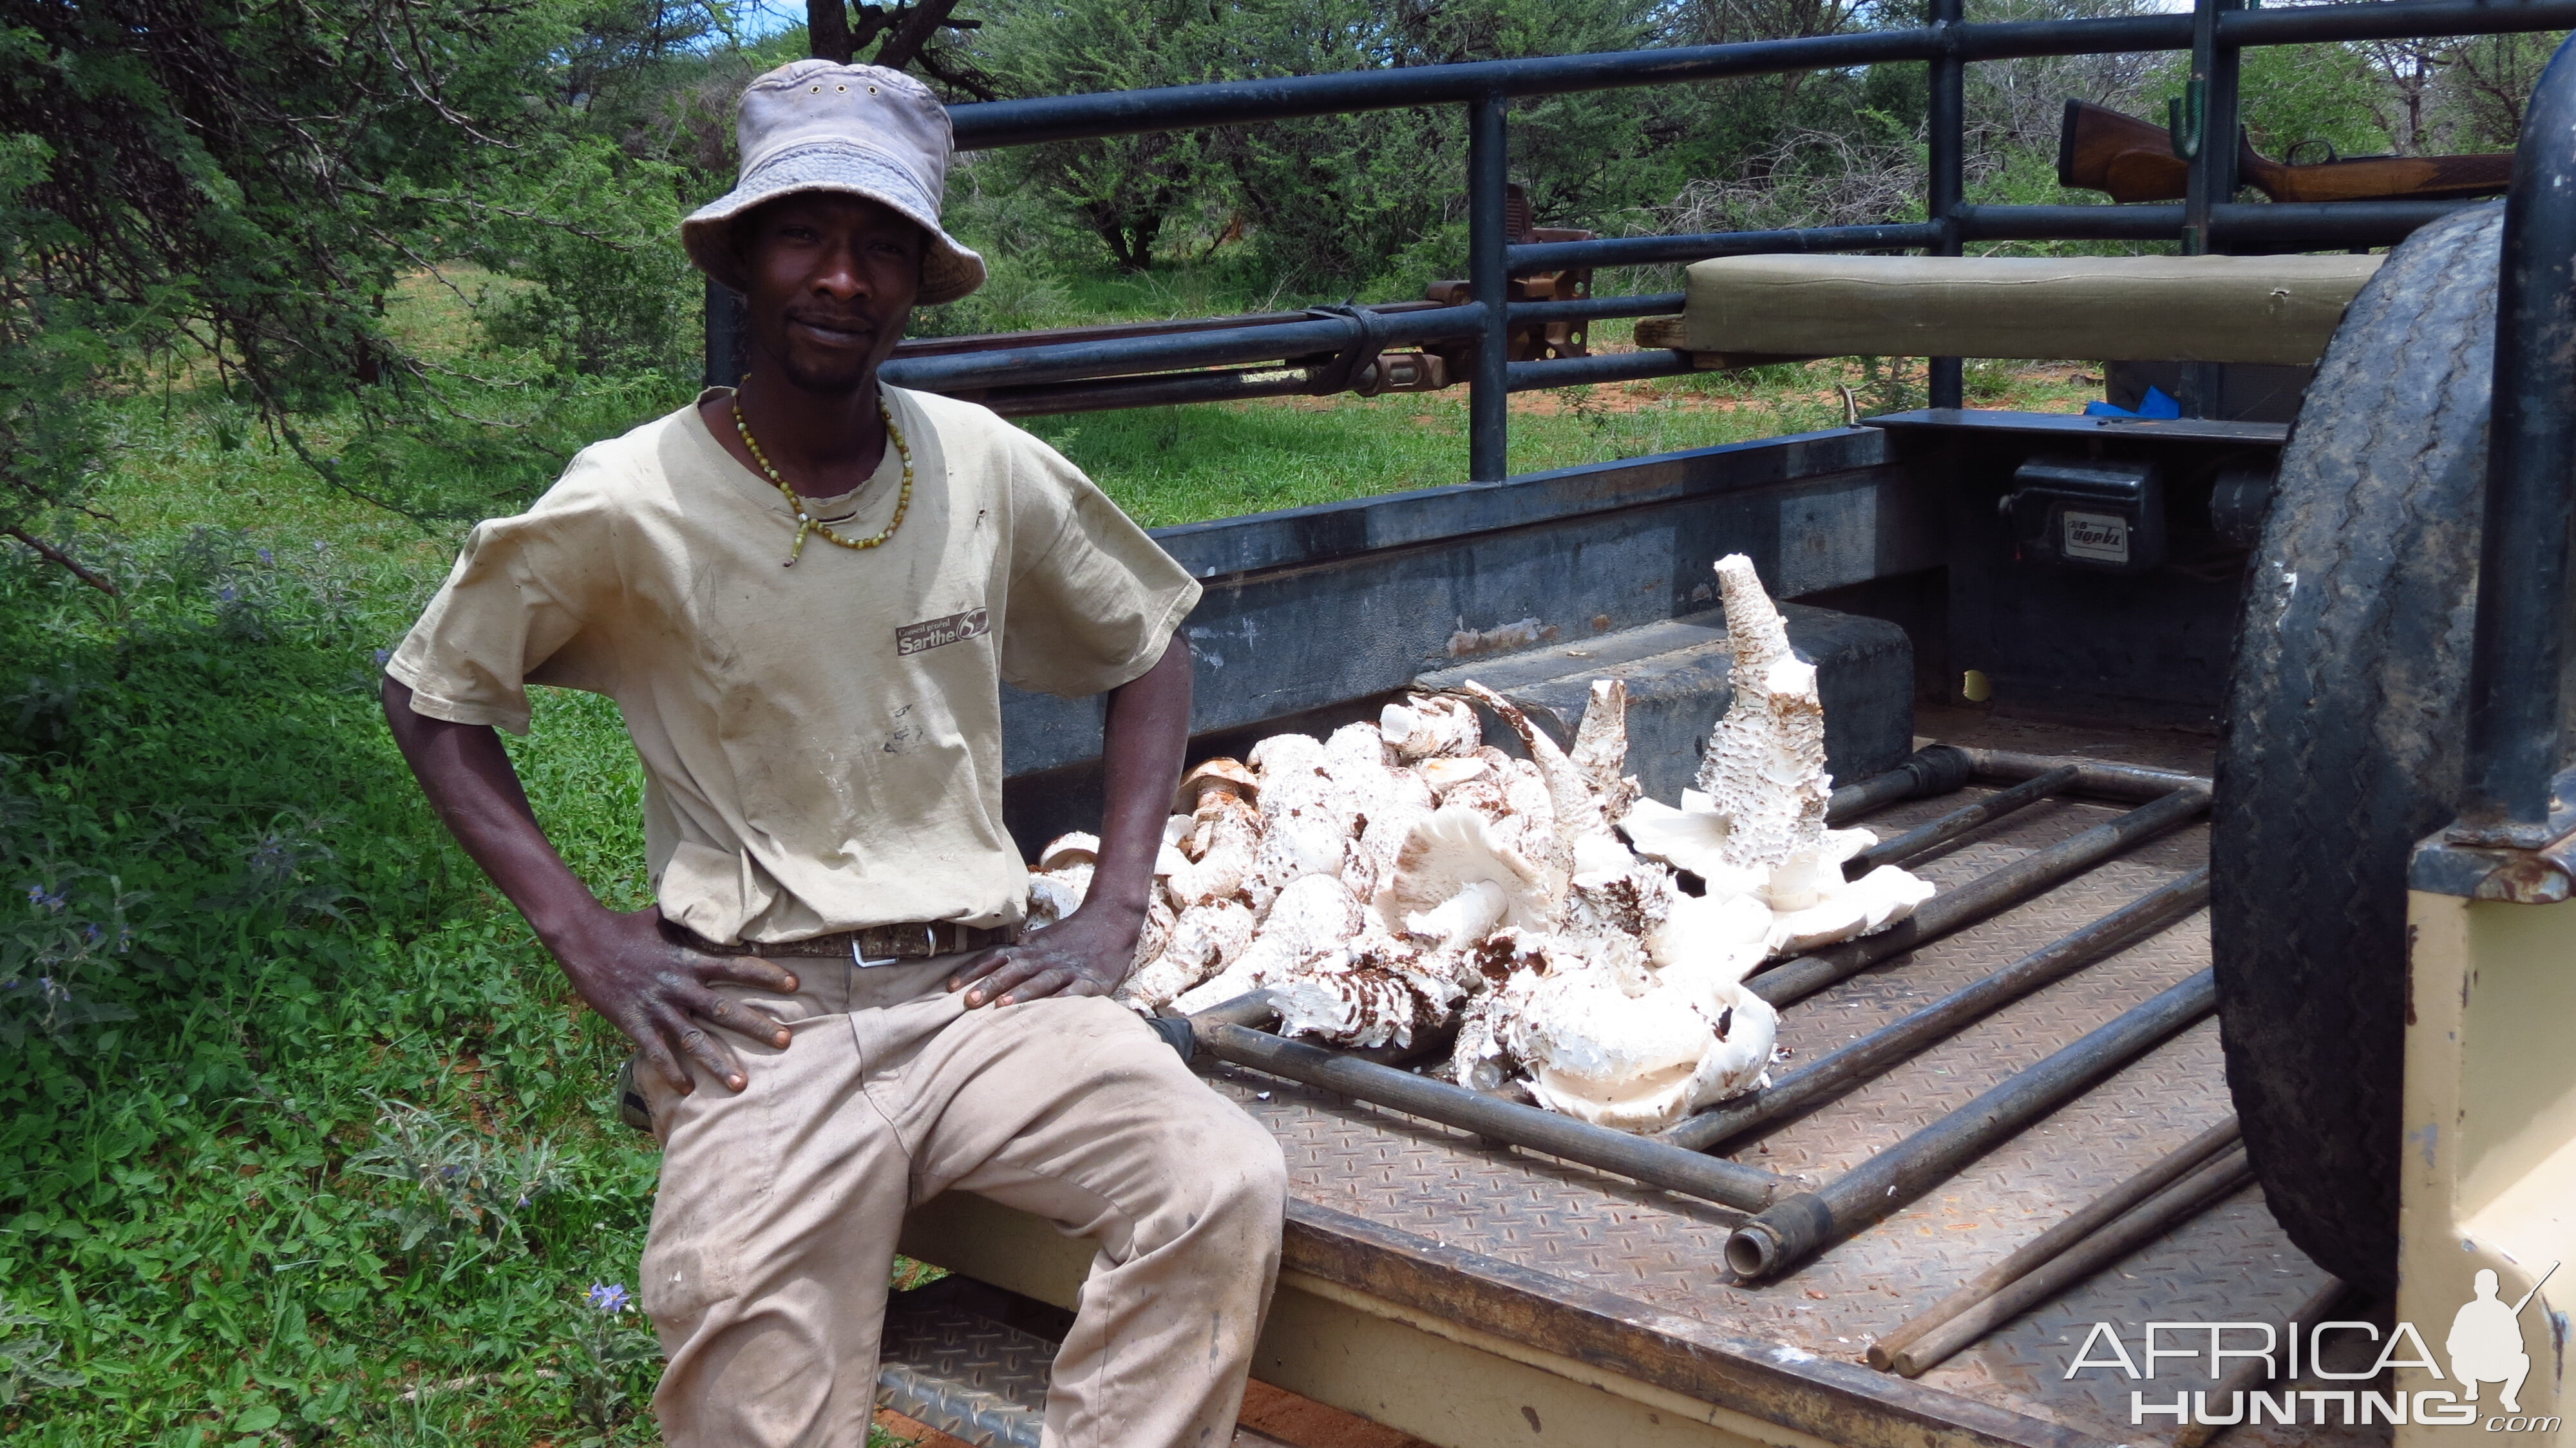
[2449,1264,2555,1415]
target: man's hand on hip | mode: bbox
[946,902,1139,1008]
[553,908,800,1094]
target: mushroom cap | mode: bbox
[1248,731,1326,779]
[1175,758,1259,812]
[1514,973,1777,1132]
[1420,755,1492,794]
[1026,866,1092,930]
[1618,794,1764,898]
[1379,806,1553,937]
[1763,863,1937,956]
[1037,832,1100,870]
[1381,694,1482,759]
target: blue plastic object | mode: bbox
[2084,386,2182,419]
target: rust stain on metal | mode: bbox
[1446,617,1559,657]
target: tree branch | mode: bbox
[5,528,119,596]
[874,0,962,71]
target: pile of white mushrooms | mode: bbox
[1024,555,1936,1132]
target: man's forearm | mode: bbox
[379,675,604,942]
[1088,635,1193,919]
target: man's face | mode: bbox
[737,193,924,395]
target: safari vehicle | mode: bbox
[712,2,2576,1443]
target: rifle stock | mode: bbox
[2058,98,2513,207]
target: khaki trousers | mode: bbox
[634,955,1288,1448]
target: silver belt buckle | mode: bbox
[855,929,898,969]
[855,924,943,968]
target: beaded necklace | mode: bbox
[732,391,913,567]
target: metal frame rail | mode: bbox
[779,0,2576,477]
[1182,749,2217,1255]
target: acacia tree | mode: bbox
[972,0,1220,272]
[0,0,704,559]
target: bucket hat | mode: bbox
[681,60,986,305]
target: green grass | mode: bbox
[0,266,2103,1443]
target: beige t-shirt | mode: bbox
[388,385,1200,944]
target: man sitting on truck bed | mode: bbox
[377,59,1287,1448]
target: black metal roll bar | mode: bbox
[2454,32,2576,852]
[838,0,2576,486]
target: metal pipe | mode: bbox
[1865,1115,2240,1371]
[1751,785,2211,1007]
[1926,0,1966,410]
[1723,969,2220,1281]
[1826,745,1976,823]
[1506,351,1697,391]
[1510,291,1688,324]
[879,306,1482,394]
[1469,93,1511,484]
[2454,32,2576,845]
[943,3,2576,150]
[1845,765,2080,875]
[891,301,1445,359]
[980,366,1318,418]
[1189,991,1282,1029]
[1508,222,1943,272]
[1189,1016,1786,1211]
[1957,747,2211,803]
[1669,868,2211,1154]
[2177,0,2246,418]
[1960,198,2478,248]
[2215,0,2576,47]
[1887,1146,2256,1375]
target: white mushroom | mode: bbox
[1765,864,1937,956]
[1667,555,1938,956]
[1618,792,1765,899]
[1457,681,1633,883]
[1377,807,1555,947]
[1026,867,1090,931]
[1381,694,1482,759]
[1419,754,1493,795]
[1693,555,1832,877]
[1269,929,1463,1049]
[1324,719,1399,779]
[1119,898,1256,1013]
[1568,678,1640,819]
[1127,892,1177,976]
[1506,967,1776,1134]
[1169,873,1365,1015]
[1169,792,1261,909]
[1176,758,1260,813]
[1038,832,1100,871]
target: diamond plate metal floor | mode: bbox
[1202,757,2397,1448]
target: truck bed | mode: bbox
[904,713,2398,1448]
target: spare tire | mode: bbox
[2211,204,2504,1300]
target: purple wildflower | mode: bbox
[256,548,273,565]
[587,1282,630,1313]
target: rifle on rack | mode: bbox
[2058,97,2514,205]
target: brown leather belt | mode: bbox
[677,920,1018,962]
